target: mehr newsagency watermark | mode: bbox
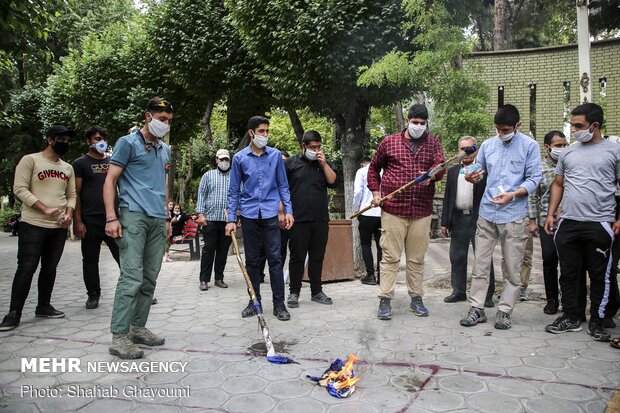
[20,357,190,399]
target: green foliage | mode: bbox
[0,205,18,229]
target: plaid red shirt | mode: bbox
[367,130,445,218]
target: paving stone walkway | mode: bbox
[0,232,618,412]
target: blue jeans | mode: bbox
[240,216,285,307]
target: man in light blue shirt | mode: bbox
[225,116,294,321]
[460,104,541,330]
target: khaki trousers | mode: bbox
[469,217,529,314]
[501,233,533,288]
[378,212,432,299]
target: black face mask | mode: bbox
[52,140,69,156]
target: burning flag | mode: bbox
[307,354,360,398]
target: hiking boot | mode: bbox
[35,304,65,319]
[409,296,429,317]
[311,292,333,305]
[242,300,258,318]
[543,299,559,315]
[519,288,529,301]
[0,311,21,331]
[129,325,165,346]
[109,333,144,359]
[460,307,486,327]
[588,319,611,342]
[545,315,582,334]
[444,293,467,303]
[494,311,512,330]
[199,281,208,291]
[377,298,392,320]
[287,294,299,308]
[85,295,99,309]
[214,280,228,288]
[273,305,291,321]
[603,318,616,329]
[360,275,377,285]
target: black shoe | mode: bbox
[545,315,582,334]
[287,294,299,308]
[85,295,100,309]
[311,291,333,305]
[35,304,65,319]
[361,275,377,285]
[603,318,616,329]
[214,280,228,288]
[0,311,21,331]
[444,293,467,303]
[242,300,258,318]
[543,300,559,315]
[484,298,495,308]
[273,305,290,321]
[588,319,611,342]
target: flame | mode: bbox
[319,354,360,389]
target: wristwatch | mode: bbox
[511,192,517,202]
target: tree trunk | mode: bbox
[201,97,215,143]
[476,15,487,51]
[394,101,405,131]
[493,0,507,50]
[183,144,193,206]
[287,107,305,145]
[169,145,179,203]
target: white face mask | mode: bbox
[549,147,564,160]
[147,113,170,138]
[91,140,108,154]
[497,129,515,142]
[305,148,318,161]
[407,123,426,139]
[217,160,230,171]
[572,126,594,143]
[253,134,269,149]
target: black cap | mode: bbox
[46,125,76,139]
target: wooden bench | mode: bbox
[170,219,201,261]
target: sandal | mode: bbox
[611,337,620,349]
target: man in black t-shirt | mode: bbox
[72,126,120,309]
[285,131,338,308]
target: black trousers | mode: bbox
[10,222,67,313]
[199,221,232,282]
[449,211,495,300]
[81,214,120,297]
[538,224,559,302]
[358,215,382,277]
[288,221,329,296]
[555,219,614,320]
[240,216,285,306]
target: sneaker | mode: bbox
[409,296,429,317]
[199,281,208,291]
[35,304,65,319]
[543,300,559,315]
[129,325,165,346]
[0,311,21,331]
[494,311,512,330]
[273,305,291,321]
[545,315,582,334]
[214,280,228,288]
[85,295,99,309]
[360,275,377,285]
[444,293,467,303]
[287,294,299,308]
[311,292,333,305]
[109,333,144,359]
[377,298,392,320]
[603,318,616,329]
[460,307,487,326]
[588,319,611,342]
[242,300,257,318]
[519,288,529,301]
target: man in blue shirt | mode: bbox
[226,116,294,321]
[103,97,173,359]
[460,104,541,330]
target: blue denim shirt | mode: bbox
[477,131,542,224]
[226,145,292,221]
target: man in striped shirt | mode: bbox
[196,149,232,291]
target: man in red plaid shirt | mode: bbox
[368,104,446,320]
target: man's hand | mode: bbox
[225,222,236,236]
[44,207,62,219]
[371,193,382,207]
[528,220,539,237]
[278,212,287,229]
[74,221,86,238]
[491,192,514,206]
[59,212,72,229]
[418,171,432,186]
[612,219,620,235]
[441,226,448,238]
[285,213,294,230]
[196,215,207,226]
[316,151,327,167]
[465,170,484,184]
[544,215,555,235]
[106,220,123,238]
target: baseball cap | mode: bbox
[216,149,230,159]
[46,125,76,139]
